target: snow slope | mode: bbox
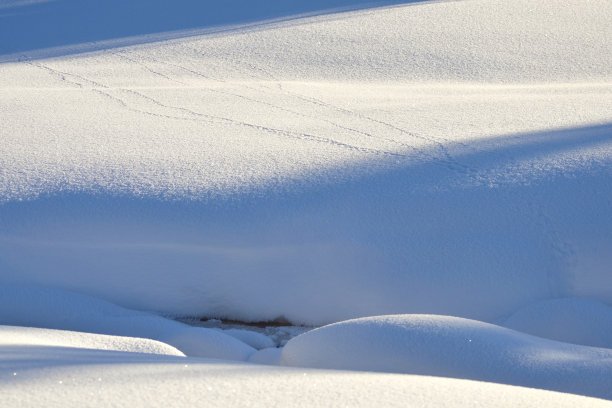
[0,325,184,356]
[501,298,612,349]
[1,0,612,404]
[3,341,610,408]
[1,0,611,326]
[0,285,255,360]
[281,314,612,400]
[0,0,418,57]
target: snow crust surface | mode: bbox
[1,0,611,326]
[1,0,612,405]
[3,353,610,408]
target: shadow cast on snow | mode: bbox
[0,122,610,325]
[0,0,426,60]
[0,345,185,371]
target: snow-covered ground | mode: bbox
[4,329,611,408]
[1,0,612,405]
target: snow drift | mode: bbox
[1,0,612,405]
[281,314,612,400]
[501,298,612,349]
[3,341,610,408]
[0,325,184,357]
[1,0,611,326]
[0,285,255,360]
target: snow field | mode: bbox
[4,284,612,400]
[3,352,611,408]
[1,86,611,326]
[1,0,612,326]
[1,0,612,405]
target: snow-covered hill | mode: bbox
[1,0,611,405]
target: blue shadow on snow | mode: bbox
[0,0,423,58]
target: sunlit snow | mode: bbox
[1,0,611,406]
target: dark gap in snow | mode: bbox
[177,316,313,348]
[205,316,296,328]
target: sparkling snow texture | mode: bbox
[1,0,611,326]
[281,314,612,400]
[1,0,612,405]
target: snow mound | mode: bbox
[158,327,253,360]
[1,0,612,405]
[281,314,612,400]
[219,328,276,350]
[0,285,254,360]
[0,325,184,356]
[248,347,283,365]
[501,298,612,349]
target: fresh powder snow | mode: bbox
[1,0,611,406]
[281,314,612,400]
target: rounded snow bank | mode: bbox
[157,327,255,361]
[0,325,184,357]
[281,314,612,400]
[501,298,612,349]
[0,285,255,361]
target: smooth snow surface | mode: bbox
[248,347,283,365]
[0,285,255,360]
[281,314,612,400]
[0,325,184,356]
[0,0,419,57]
[1,0,612,405]
[501,298,612,349]
[2,347,611,408]
[218,329,276,350]
[1,0,612,326]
